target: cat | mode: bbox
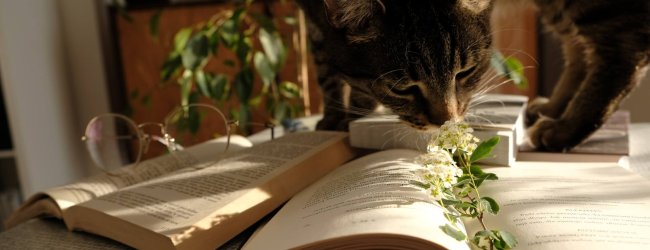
[296,0,650,152]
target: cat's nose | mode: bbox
[425,97,461,126]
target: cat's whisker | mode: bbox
[496,48,540,66]
[381,76,408,102]
[371,68,405,88]
[470,78,516,103]
[466,113,498,127]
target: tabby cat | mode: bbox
[296,0,650,152]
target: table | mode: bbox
[2,124,649,249]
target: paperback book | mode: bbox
[349,94,528,166]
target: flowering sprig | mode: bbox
[416,120,517,250]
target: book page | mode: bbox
[28,136,251,211]
[465,162,650,250]
[69,131,354,248]
[243,149,469,250]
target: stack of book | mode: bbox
[349,94,528,166]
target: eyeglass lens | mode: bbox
[84,115,142,171]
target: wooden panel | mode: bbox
[490,1,539,99]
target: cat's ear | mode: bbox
[323,0,386,43]
[458,0,492,13]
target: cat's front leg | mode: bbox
[526,40,587,126]
[316,74,347,131]
[528,52,645,151]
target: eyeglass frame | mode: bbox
[81,103,265,172]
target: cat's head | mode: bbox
[324,0,494,129]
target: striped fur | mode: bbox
[297,0,650,151]
[526,0,650,151]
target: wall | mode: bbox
[0,0,109,196]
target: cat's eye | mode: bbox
[455,65,477,80]
[391,85,422,98]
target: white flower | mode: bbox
[416,147,464,201]
[430,120,480,154]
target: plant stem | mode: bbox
[466,195,494,250]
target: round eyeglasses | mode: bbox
[81,104,236,172]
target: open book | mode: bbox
[4,131,357,250]
[349,94,527,166]
[243,149,650,250]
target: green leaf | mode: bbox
[209,74,229,101]
[234,67,254,102]
[504,57,528,89]
[472,230,497,248]
[259,27,286,70]
[149,9,162,38]
[195,70,211,97]
[252,13,277,32]
[253,52,275,87]
[440,224,466,241]
[480,197,500,215]
[475,230,497,239]
[454,178,471,187]
[496,230,518,249]
[179,70,193,107]
[187,102,201,134]
[483,172,498,181]
[490,50,528,90]
[274,101,288,122]
[470,136,500,163]
[219,19,239,48]
[236,37,252,63]
[220,8,245,48]
[490,51,507,75]
[469,164,485,175]
[410,180,430,190]
[279,81,301,99]
[441,199,461,206]
[174,28,193,52]
[182,33,210,70]
[208,29,220,55]
[249,95,263,106]
[161,52,182,82]
[239,105,252,133]
[456,185,473,197]
[472,172,499,188]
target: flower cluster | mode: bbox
[415,148,463,200]
[430,120,480,155]
[415,120,517,250]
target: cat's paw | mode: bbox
[316,117,340,131]
[526,117,583,152]
[525,97,551,127]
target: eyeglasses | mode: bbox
[81,104,272,172]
